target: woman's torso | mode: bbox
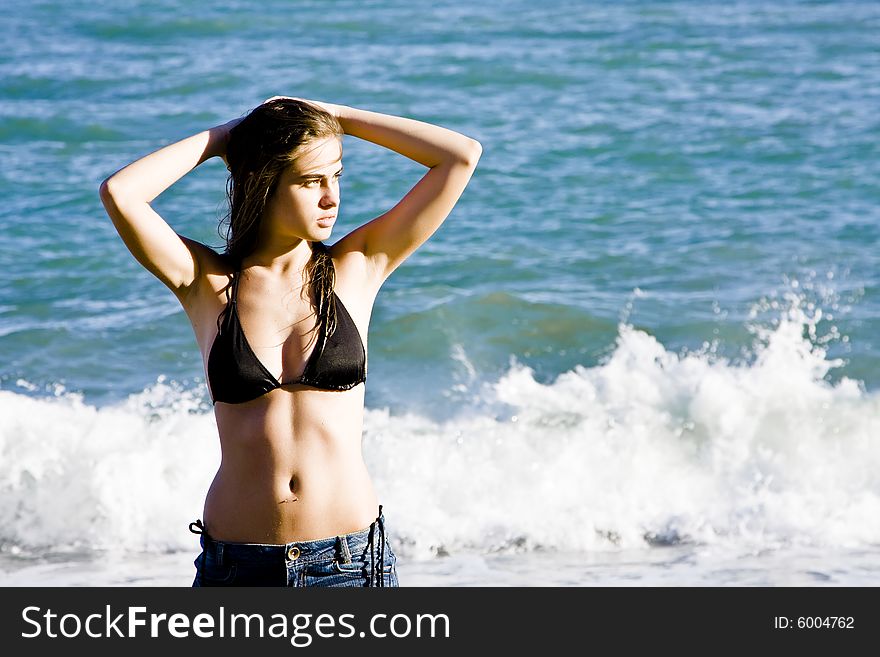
[180,243,381,543]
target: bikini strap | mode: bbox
[216,270,239,333]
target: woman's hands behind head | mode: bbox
[214,116,245,167]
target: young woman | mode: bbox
[99,97,481,586]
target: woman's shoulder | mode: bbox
[327,237,382,304]
[180,237,236,276]
[175,238,238,310]
[328,237,369,278]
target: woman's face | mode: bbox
[264,136,343,242]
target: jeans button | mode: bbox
[287,546,301,560]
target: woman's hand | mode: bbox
[211,116,244,166]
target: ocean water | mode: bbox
[1,0,879,586]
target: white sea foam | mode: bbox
[1,298,877,562]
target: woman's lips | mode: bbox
[317,216,336,227]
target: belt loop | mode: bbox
[338,535,353,564]
[216,541,224,566]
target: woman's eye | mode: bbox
[305,175,341,187]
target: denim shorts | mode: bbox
[189,505,399,587]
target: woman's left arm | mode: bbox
[306,100,482,285]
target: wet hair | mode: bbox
[221,98,344,338]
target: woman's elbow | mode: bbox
[98,177,114,208]
[462,139,483,167]
[99,175,126,210]
[99,174,116,196]
[99,176,131,218]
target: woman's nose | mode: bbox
[322,186,339,205]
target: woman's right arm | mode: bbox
[99,120,237,300]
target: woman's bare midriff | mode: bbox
[202,384,380,543]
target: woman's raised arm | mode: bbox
[288,99,482,286]
[98,119,239,299]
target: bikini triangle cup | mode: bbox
[207,271,366,404]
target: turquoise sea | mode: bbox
[1,0,879,585]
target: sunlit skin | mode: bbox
[249,136,344,274]
[206,136,382,543]
[99,97,482,545]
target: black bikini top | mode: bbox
[207,271,367,404]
